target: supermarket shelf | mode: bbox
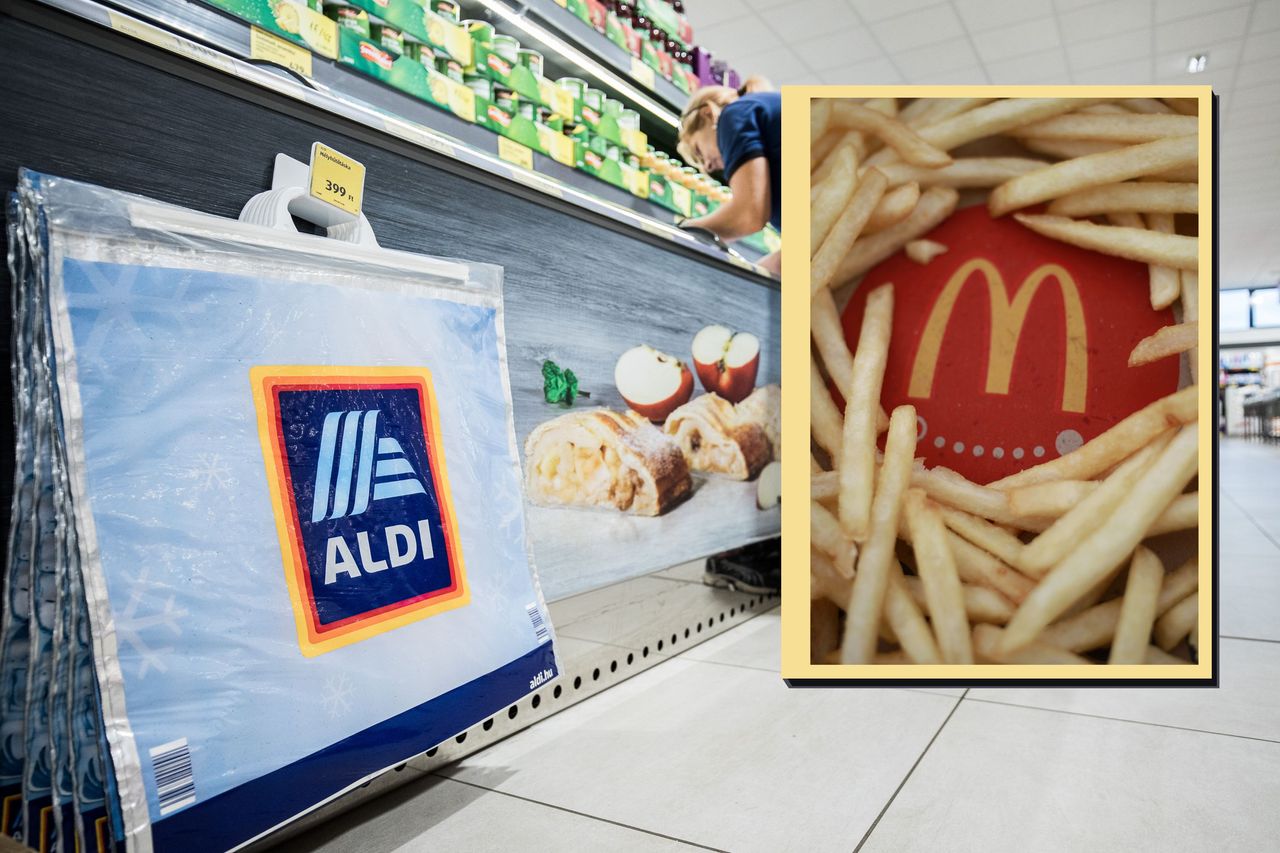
[28,0,771,276]
[481,0,689,125]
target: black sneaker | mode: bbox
[703,538,780,595]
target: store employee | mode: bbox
[677,78,781,275]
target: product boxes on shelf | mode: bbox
[343,0,474,67]
[204,0,338,57]
[474,43,544,102]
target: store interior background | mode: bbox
[0,0,1277,850]
[287,2,1280,851]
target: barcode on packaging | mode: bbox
[526,602,550,645]
[149,738,196,815]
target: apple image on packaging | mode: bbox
[615,344,694,422]
[691,325,760,404]
[756,461,781,509]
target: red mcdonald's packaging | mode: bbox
[841,205,1181,485]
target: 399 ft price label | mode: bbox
[309,142,365,216]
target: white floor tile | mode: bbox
[970,636,1280,741]
[443,658,957,853]
[279,775,696,852]
[862,701,1280,853]
[1221,553,1280,641]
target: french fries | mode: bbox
[828,102,952,168]
[809,97,1203,671]
[1012,214,1198,270]
[905,239,948,264]
[877,157,1048,189]
[812,169,889,294]
[990,135,1197,216]
[905,491,973,663]
[838,284,894,540]
[1047,182,1198,217]
[1129,322,1198,366]
[840,405,917,663]
[833,187,959,288]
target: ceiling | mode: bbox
[687,0,1280,289]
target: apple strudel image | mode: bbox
[663,393,772,480]
[736,384,780,461]
[524,408,693,516]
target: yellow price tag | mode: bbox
[250,26,313,77]
[498,137,534,171]
[447,80,477,123]
[552,0,567,7]
[297,5,338,59]
[630,56,656,90]
[670,183,692,216]
[309,142,365,215]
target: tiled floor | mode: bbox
[287,439,1280,852]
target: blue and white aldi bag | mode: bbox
[9,170,558,851]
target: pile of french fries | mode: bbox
[809,97,1202,666]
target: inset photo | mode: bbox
[783,89,1214,681]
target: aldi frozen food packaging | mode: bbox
[4,169,558,851]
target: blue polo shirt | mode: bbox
[718,91,782,231]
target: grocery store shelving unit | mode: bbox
[32,0,770,270]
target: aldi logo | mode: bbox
[251,366,468,656]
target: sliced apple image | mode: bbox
[756,461,782,509]
[691,324,760,404]
[615,344,694,423]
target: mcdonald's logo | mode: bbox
[908,258,1088,414]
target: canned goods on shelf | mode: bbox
[464,73,494,101]
[324,3,370,38]
[437,55,465,81]
[606,143,621,161]
[431,0,460,22]
[557,77,587,99]
[618,109,640,131]
[463,19,495,43]
[491,34,519,64]
[494,86,517,111]
[404,41,437,70]
[583,88,604,112]
[517,48,544,78]
[517,100,536,121]
[538,108,563,131]
[369,23,405,56]
[602,98,623,118]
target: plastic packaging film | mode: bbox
[3,169,560,852]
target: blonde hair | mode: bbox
[677,76,774,173]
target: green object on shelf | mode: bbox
[475,42,543,102]
[463,18,495,43]
[369,22,405,55]
[324,2,370,38]
[343,0,473,66]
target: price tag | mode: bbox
[250,26,313,77]
[109,11,236,73]
[308,142,365,215]
[447,80,477,123]
[297,5,338,59]
[552,0,567,7]
[630,56,656,90]
[670,183,692,217]
[498,137,534,171]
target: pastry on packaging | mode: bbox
[525,408,692,516]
